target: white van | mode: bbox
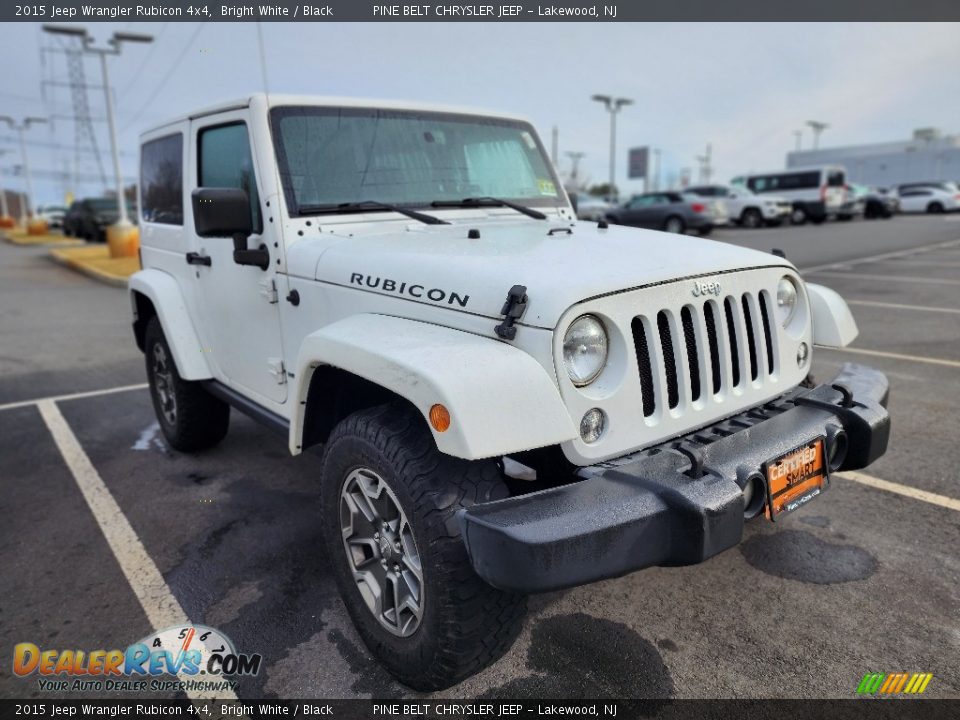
[731,165,847,225]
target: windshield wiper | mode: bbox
[298,200,449,225]
[430,197,547,220]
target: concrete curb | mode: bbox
[3,231,85,247]
[48,247,134,288]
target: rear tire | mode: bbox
[321,402,526,691]
[927,202,945,214]
[663,215,685,234]
[144,317,229,452]
[740,208,763,229]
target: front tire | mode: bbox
[144,317,229,452]
[790,206,808,225]
[740,208,763,229]
[321,403,526,691]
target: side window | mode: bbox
[827,170,845,187]
[140,133,183,225]
[198,122,262,233]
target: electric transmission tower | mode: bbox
[40,33,108,199]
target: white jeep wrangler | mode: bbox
[130,95,890,690]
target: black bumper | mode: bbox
[458,362,890,593]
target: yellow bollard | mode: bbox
[106,222,140,259]
[27,218,49,235]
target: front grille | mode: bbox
[631,290,778,417]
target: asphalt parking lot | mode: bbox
[2,214,959,701]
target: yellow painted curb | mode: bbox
[3,229,84,247]
[49,245,141,288]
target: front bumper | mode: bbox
[459,362,890,593]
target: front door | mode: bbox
[189,114,287,406]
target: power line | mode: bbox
[119,22,169,97]
[119,22,205,135]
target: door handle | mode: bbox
[186,252,212,266]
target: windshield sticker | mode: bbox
[537,179,557,196]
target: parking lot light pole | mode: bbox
[0,116,47,230]
[591,94,632,202]
[0,150,12,227]
[43,24,153,255]
[807,121,829,150]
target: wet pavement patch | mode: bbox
[740,529,878,584]
[481,613,674,699]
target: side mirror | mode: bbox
[191,188,268,270]
[192,187,252,237]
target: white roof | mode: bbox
[141,93,530,137]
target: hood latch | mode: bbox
[495,285,528,340]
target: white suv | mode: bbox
[130,95,890,690]
[687,184,791,228]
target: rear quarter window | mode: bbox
[140,134,184,225]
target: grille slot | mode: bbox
[631,317,656,417]
[681,306,701,402]
[742,294,759,381]
[703,301,721,394]
[759,292,775,374]
[656,311,679,409]
[724,297,741,388]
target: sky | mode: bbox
[1,21,959,206]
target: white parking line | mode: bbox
[838,471,960,513]
[846,300,960,315]
[872,259,960,268]
[818,345,960,368]
[36,400,238,702]
[809,271,960,286]
[800,237,960,273]
[0,382,148,412]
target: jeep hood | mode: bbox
[305,219,790,329]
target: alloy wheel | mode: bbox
[340,467,424,637]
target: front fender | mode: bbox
[129,269,212,380]
[290,314,577,460]
[807,283,859,348]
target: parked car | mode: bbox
[731,165,847,225]
[686,184,790,228]
[63,198,136,242]
[606,191,716,235]
[837,185,866,221]
[36,205,66,230]
[853,185,898,219]
[571,192,614,221]
[130,93,888,691]
[896,182,960,213]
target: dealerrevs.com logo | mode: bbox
[856,672,933,695]
[13,625,261,693]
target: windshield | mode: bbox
[269,106,564,215]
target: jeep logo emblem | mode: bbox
[692,280,721,297]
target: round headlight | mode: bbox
[563,315,609,386]
[776,276,799,327]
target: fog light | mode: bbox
[797,342,809,367]
[580,408,606,443]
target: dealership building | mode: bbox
[786,129,960,188]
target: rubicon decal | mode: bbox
[13,625,262,693]
[350,273,470,307]
[856,672,933,695]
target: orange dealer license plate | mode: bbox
[763,437,828,521]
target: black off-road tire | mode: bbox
[320,402,527,691]
[144,317,229,452]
